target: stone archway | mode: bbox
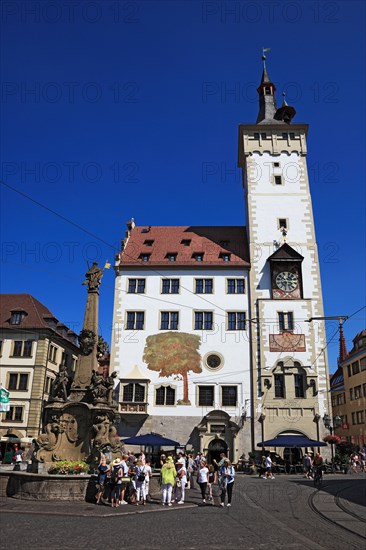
[207,438,228,466]
[197,410,240,463]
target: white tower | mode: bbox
[238,55,331,454]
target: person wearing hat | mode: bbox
[161,456,177,506]
[110,457,124,508]
[174,458,187,504]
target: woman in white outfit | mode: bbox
[175,458,187,504]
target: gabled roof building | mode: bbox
[0,294,79,449]
[110,58,333,460]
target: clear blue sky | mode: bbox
[1,0,365,372]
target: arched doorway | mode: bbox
[207,439,228,466]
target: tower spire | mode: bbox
[256,51,296,125]
[338,319,348,364]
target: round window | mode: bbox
[204,352,224,371]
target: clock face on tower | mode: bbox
[271,263,302,299]
[275,271,298,292]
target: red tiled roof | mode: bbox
[118,226,250,267]
[0,294,79,345]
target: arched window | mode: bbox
[155,385,175,406]
[294,364,306,398]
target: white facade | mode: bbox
[111,267,251,420]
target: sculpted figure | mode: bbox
[78,329,96,356]
[83,262,103,291]
[37,416,63,450]
[92,415,110,448]
[90,369,108,401]
[104,371,118,403]
[50,366,69,401]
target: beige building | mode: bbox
[0,294,79,454]
[332,330,366,448]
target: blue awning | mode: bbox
[257,435,327,448]
[122,433,180,447]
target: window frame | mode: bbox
[221,385,238,407]
[160,311,179,330]
[226,278,245,294]
[7,372,29,391]
[294,373,305,398]
[227,311,246,331]
[127,278,146,294]
[195,278,213,294]
[274,373,285,398]
[194,311,214,330]
[5,405,24,422]
[126,311,145,330]
[161,278,180,294]
[122,382,146,403]
[198,385,215,407]
[278,311,294,332]
[12,340,34,358]
[155,385,176,406]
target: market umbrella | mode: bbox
[122,433,180,447]
[257,435,327,448]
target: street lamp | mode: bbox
[258,413,266,451]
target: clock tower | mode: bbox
[238,55,332,452]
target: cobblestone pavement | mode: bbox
[0,473,365,550]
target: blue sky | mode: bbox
[1,0,365,372]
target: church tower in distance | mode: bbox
[238,54,332,454]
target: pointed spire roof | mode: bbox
[260,66,271,85]
[256,53,296,125]
[267,243,304,262]
[338,321,348,364]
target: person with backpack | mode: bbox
[219,459,235,507]
[110,457,124,508]
[133,458,147,505]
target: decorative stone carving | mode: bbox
[78,329,97,356]
[50,366,70,402]
[82,261,103,292]
[36,416,63,451]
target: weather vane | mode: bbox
[262,47,271,68]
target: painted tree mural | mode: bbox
[143,332,202,405]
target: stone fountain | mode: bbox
[35,262,123,468]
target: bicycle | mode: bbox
[313,465,323,488]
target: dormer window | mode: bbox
[166,253,177,262]
[144,240,154,247]
[260,133,266,139]
[181,239,191,246]
[193,253,204,262]
[254,132,259,140]
[10,310,27,325]
[139,253,150,262]
[220,253,231,262]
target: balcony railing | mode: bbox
[120,402,148,414]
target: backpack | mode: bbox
[137,467,146,482]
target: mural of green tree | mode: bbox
[143,332,202,405]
